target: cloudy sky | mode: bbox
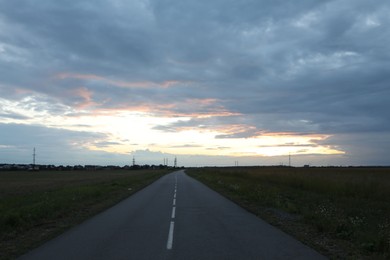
[1,0,389,167]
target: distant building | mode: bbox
[28,165,40,171]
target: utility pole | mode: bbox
[174,157,177,168]
[289,153,291,167]
[132,156,135,166]
[33,147,36,166]
[30,147,37,171]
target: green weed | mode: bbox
[188,167,390,259]
[0,169,169,259]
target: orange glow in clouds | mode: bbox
[2,75,345,160]
[71,87,97,109]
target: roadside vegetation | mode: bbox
[0,169,169,260]
[187,167,390,259]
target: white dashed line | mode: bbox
[171,206,176,219]
[167,221,175,250]
[167,173,178,250]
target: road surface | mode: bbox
[19,170,326,259]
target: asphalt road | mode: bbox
[19,170,326,260]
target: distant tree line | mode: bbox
[0,163,183,171]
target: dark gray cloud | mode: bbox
[0,0,389,165]
[0,123,103,146]
[206,147,231,151]
[318,133,390,166]
[0,123,110,164]
[168,144,204,148]
[0,112,30,120]
[94,141,123,148]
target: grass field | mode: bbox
[187,167,390,259]
[0,169,169,260]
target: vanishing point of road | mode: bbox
[19,170,326,260]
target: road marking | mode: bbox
[167,173,178,250]
[167,221,175,250]
[171,206,176,219]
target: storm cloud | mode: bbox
[1,0,389,165]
